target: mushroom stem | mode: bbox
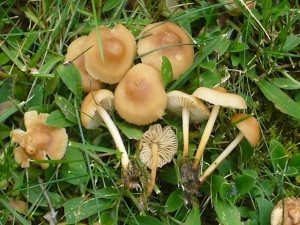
[182,107,190,160]
[193,105,220,170]
[146,143,159,197]
[96,106,130,171]
[199,132,244,183]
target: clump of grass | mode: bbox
[1,0,299,224]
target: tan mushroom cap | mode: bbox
[114,63,168,125]
[11,111,68,169]
[271,198,300,225]
[193,86,247,109]
[65,36,101,92]
[84,24,136,84]
[167,90,210,122]
[139,124,178,169]
[137,22,194,80]
[231,113,260,147]
[80,89,114,129]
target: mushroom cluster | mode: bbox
[11,111,68,169]
[63,22,261,197]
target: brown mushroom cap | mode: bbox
[137,22,194,80]
[193,86,247,109]
[139,124,178,169]
[167,90,210,122]
[11,111,68,169]
[114,63,168,125]
[231,113,260,147]
[80,89,114,129]
[271,198,300,225]
[65,36,102,92]
[84,24,136,84]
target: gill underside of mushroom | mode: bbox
[199,132,244,183]
[96,106,130,171]
[146,143,158,197]
[193,105,220,170]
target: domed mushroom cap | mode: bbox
[231,113,260,147]
[65,36,101,92]
[137,22,194,80]
[271,198,300,225]
[193,86,247,109]
[84,24,136,84]
[114,63,168,125]
[167,90,210,122]
[80,89,114,129]
[139,124,178,169]
[11,111,68,169]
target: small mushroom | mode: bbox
[139,124,178,196]
[222,0,256,16]
[11,111,68,169]
[137,22,194,80]
[114,63,168,125]
[199,113,260,183]
[84,24,136,84]
[192,86,247,170]
[65,36,102,92]
[167,90,210,160]
[80,89,130,172]
[270,198,300,225]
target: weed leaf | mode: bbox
[256,79,300,120]
[56,62,82,99]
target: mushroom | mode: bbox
[80,89,130,172]
[84,24,136,84]
[166,90,210,160]
[11,111,68,169]
[114,63,168,125]
[223,0,256,16]
[192,86,247,170]
[199,113,260,183]
[65,36,102,92]
[137,22,194,80]
[270,198,300,225]
[139,124,178,196]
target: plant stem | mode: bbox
[199,132,244,183]
[146,143,158,197]
[193,105,220,170]
[182,107,190,159]
[97,106,130,171]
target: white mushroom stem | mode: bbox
[199,132,244,183]
[193,105,220,170]
[182,107,190,159]
[146,143,159,197]
[96,106,130,171]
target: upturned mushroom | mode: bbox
[65,36,101,92]
[270,198,300,225]
[137,22,194,80]
[11,111,68,169]
[114,63,168,125]
[139,124,178,196]
[80,89,130,173]
[84,24,136,84]
[192,86,247,170]
[167,90,210,160]
[199,113,260,183]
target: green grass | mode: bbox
[1,0,300,224]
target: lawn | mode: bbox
[0,0,300,224]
